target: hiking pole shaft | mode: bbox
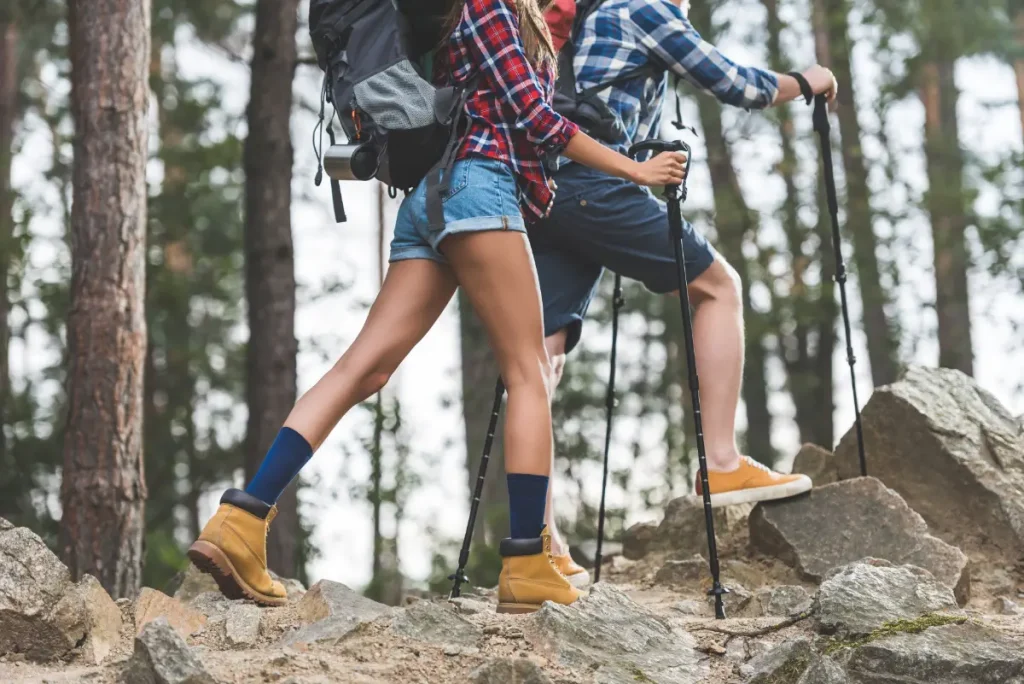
[594,274,625,583]
[666,188,727,620]
[813,94,867,477]
[449,376,505,598]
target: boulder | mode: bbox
[816,560,958,636]
[791,444,838,486]
[387,600,481,645]
[283,580,389,646]
[0,521,122,663]
[526,584,707,684]
[652,497,752,558]
[468,658,552,684]
[224,603,261,647]
[622,522,658,560]
[125,617,215,684]
[741,637,814,683]
[654,555,707,589]
[844,622,1024,683]
[834,366,1024,559]
[749,478,971,604]
[744,585,814,618]
[169,566,220,603]
[134,589,207,638]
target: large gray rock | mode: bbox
[283,580,389,646]
[742,637,814,683]
[526,584,707,684]
[652,497,752,558]
[0,521,122,663]
[468,658,552,684]
[125,617,215,684]
[791,444,838,486]
[388,600,481,645]
[623,521,658,560]
[744,585,814,618]
[834,366,1024,560]
[816,560,958,636]
[749,478,970,604]
[845,622,1024,683]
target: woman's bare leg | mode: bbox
[285,259,458,448]
[442,231,552,479]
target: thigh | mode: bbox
[547,165,715,293]
[440,230,547,380]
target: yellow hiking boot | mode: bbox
[497,527,582,614]
[696,456,812,508]
[186,489,287,606]
[553,553,591,589]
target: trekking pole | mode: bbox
[449,376,506,598]
[628,139,729,619]
[593,273,625,583]
[793,76,867,477]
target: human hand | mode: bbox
[630,151,687,187]
[803,64,838,104]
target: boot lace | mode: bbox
[742,455,775,475]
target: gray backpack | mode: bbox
[310,0,477,223]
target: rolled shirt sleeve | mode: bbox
[463,0,579,154]
[630,1,778,110]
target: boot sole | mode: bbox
[186,540,287,607]
[707,475,813,508]
[496,603,542,614]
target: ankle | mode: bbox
[705,451,742,472]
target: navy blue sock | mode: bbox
[506,473,549,539]
[244,428,313,505]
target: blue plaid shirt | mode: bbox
[575,0,779,152]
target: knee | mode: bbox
[501,350,553,399]
[691,258,742,309]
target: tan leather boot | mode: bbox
[187,489,287,606]
[497,526,581,614]
[553,553,592,589]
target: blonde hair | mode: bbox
[446,0,558,69]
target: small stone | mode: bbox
[449,597,489,615]
[744,585,814,618]
[284,580,389,646]
[126,617,215,684]
[654,555,706,589]
[169,566,220,603]
[502,627,524,639]
[483,625,501,635]
[744,637,814,684]
[389,600,481,645]
[468,657,552,684]
[699,642,726,656]
[671,599,711,617]
[791,443,838,486]
[135,588,207,638]
[995,597,1022,615]
[224,603,261,647]
[708,582,752,615]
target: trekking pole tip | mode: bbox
[708,583,730,620]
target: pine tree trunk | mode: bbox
[244,0,300,576]
[62,0,149,599]
[817,0,899,386]
[0,20,16,470]
[1013,7,1024,149]
[920,59,973,375]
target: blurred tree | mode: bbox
[61,0,149,598]
[689,0,774,466]
[1015,0,1024,142]
[0,8,16,479]
[762,0,836,448]
[244,0,300,577]
[813,0,900,386]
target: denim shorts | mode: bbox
[390,156,527,264]
[529,162,717,353]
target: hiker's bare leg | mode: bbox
[443,231,553,478]
[285,260,458,449]
[544,329,570,555]
[682,257,744,471]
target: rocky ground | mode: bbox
[2,366,1024,684]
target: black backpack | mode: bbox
[309,0,477,223]
[552,0,688,147]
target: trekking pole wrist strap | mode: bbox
[788,71,814,105]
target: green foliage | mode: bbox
[821,613,969,655]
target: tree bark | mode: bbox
[920,59,973,375]
[0,20,16,472]
[762,0,835,448]
[689,0,773,464]
[817,0,900,386]
[62,0,149,599]
[244,0,300,576]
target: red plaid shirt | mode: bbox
[440,0,579,222]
